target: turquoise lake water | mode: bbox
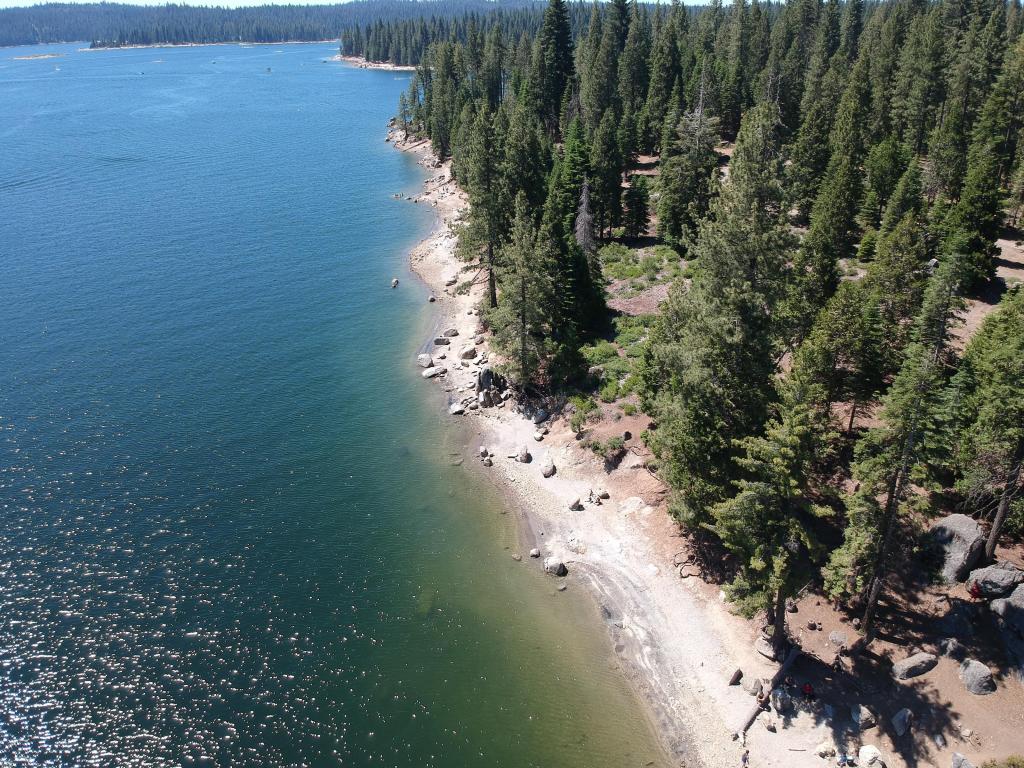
[0,43,665,767]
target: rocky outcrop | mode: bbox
[928,514,986,583]
[892,652,937,680]
[967,561,1024,598]
[959,659,996,695]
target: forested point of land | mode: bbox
[0,1,543,49]
[390,0,1024,658]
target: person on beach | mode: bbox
[741,749,750,766]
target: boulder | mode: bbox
[516,446,531,463]
[460,346,478,360]
[859,745,885,766]
[891,708,913,737]
[991,582,1024,625]
[568,497,583,511]
[529,548,541,558]
[829,631,849,648]
[728,668,743,686]
[815,741,837,758]
[595,489,610,500]
[479,446,489,458]
[428,295,436,302]
[448,403,465,415]
[741,676,763,697]
[967,561,1024,598]
[851,704,877,731]
[533,431,544,442]
[761,714,777,732]
[442,327,459,337]
[416,353,433,368]
[482,457,492,467]
[952,754,975,768]
[785,598,798,613]
[445,276,457,287]
[433,336,450,346]
[958,659,996,695]
[541,458,556,478]
[769,687,792,714]
[939,637,966,660]
[478,390,492,408]
[391,278,399,288]
[754,637,778,661]
[533,409,549,424]
[543,558,568,577]
[928,514,986,583]
[892,652,937,680]
[475,334,485,345]
[422,366,446,379]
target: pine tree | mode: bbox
[465,105,504,308]
[642,3,681,151]
[590,111,624,237]
[945,287,1024,560]
[828,256,964,636]
[656,100,720,250]
[622,174,650,240]
[532,0,575,136]
[859,135,910,229]
[712,383,827,653]
[489,193,556,390]
[643,103,792,528]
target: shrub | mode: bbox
[581,341,619,366]
[569,395,598,434]
[599,379,619,403]
[622,402,637,416]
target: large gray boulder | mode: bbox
[422,366,446,379]
[892,652,937,680]
[851,703,877,731]
[416,353,433,368]
[952,753,975,768]
[769,686,793,714]
[959,659,996,695]
[992,583,1024,684]
[541,457,556,478]
[967,561,1024,598]
[929,514,986,583]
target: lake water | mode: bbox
[0,43,665,767]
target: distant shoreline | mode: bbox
[82,40,338,52]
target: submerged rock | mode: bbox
[543,558,568,577]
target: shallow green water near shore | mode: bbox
[0,43,665,767]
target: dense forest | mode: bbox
[391,0,1024,649]
[0,1,541,49]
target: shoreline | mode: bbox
[332,54,416,71]
[386,126,835,768]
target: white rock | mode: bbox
[529,548,540,558]
[416,354,433,368]
[422,366,446,379]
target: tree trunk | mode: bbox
[771,586,788,656]
[847,400,858,435]
[519,275,528,386]
[487,240,498,309]
[985,443,1023,562]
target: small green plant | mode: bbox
[581,340,619,366]
[569,395,598,434]
[622,402,637,416]
[599,378,619,403]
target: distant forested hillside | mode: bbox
[0,1,543,49]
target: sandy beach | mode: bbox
[385,126,866,768]
[333,54,416,71]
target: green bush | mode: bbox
[622,402,638,416]
[581,340,619,365]
[982,758,1024,768]
[599,379,619,403]
[569,395,598,434]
